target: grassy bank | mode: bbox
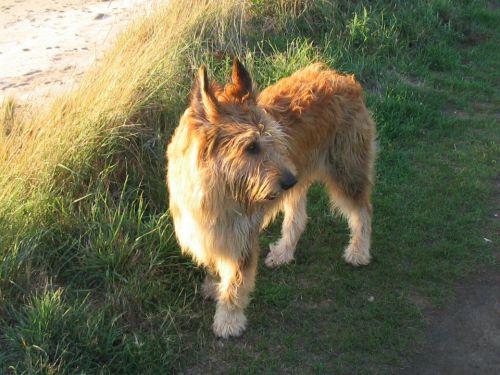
[1,0,499,373]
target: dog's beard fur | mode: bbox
[166,58,375,338]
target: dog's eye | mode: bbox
[246,141,260,155]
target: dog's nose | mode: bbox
[280,171,297,190]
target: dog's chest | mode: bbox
[210,210,262,256]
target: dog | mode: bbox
[166,58,376,338]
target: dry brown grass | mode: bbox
[0,0,249,209]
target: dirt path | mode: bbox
[0,0,153,102]
[397,270,500,374]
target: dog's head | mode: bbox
[189,58,297,209]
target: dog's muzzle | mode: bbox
[280,171,297,191]
[264,171,297,200]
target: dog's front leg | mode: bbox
[266,187,308,268]
[212,250,258,338]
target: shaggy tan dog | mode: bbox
[166,59,376,338]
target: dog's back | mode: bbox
[258,63,376,199]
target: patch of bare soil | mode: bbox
[388,69,425,88]
[397,270,500,375]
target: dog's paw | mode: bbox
[343,244,371,267]
[265,243,294,268]
[212,309,247,338]
[201,276,218,301]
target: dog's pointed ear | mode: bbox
[226,57,253,100]
[191,65,219,119]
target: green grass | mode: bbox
[1,0,499,373]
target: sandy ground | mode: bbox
[0,0,154,102]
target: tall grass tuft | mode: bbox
[0,0,247,206]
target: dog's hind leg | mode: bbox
[325,108,375,266]
[212,249,258,338]
[326,179,373,266]
[265,186,308,268]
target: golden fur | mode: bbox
[166,59,376,338]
